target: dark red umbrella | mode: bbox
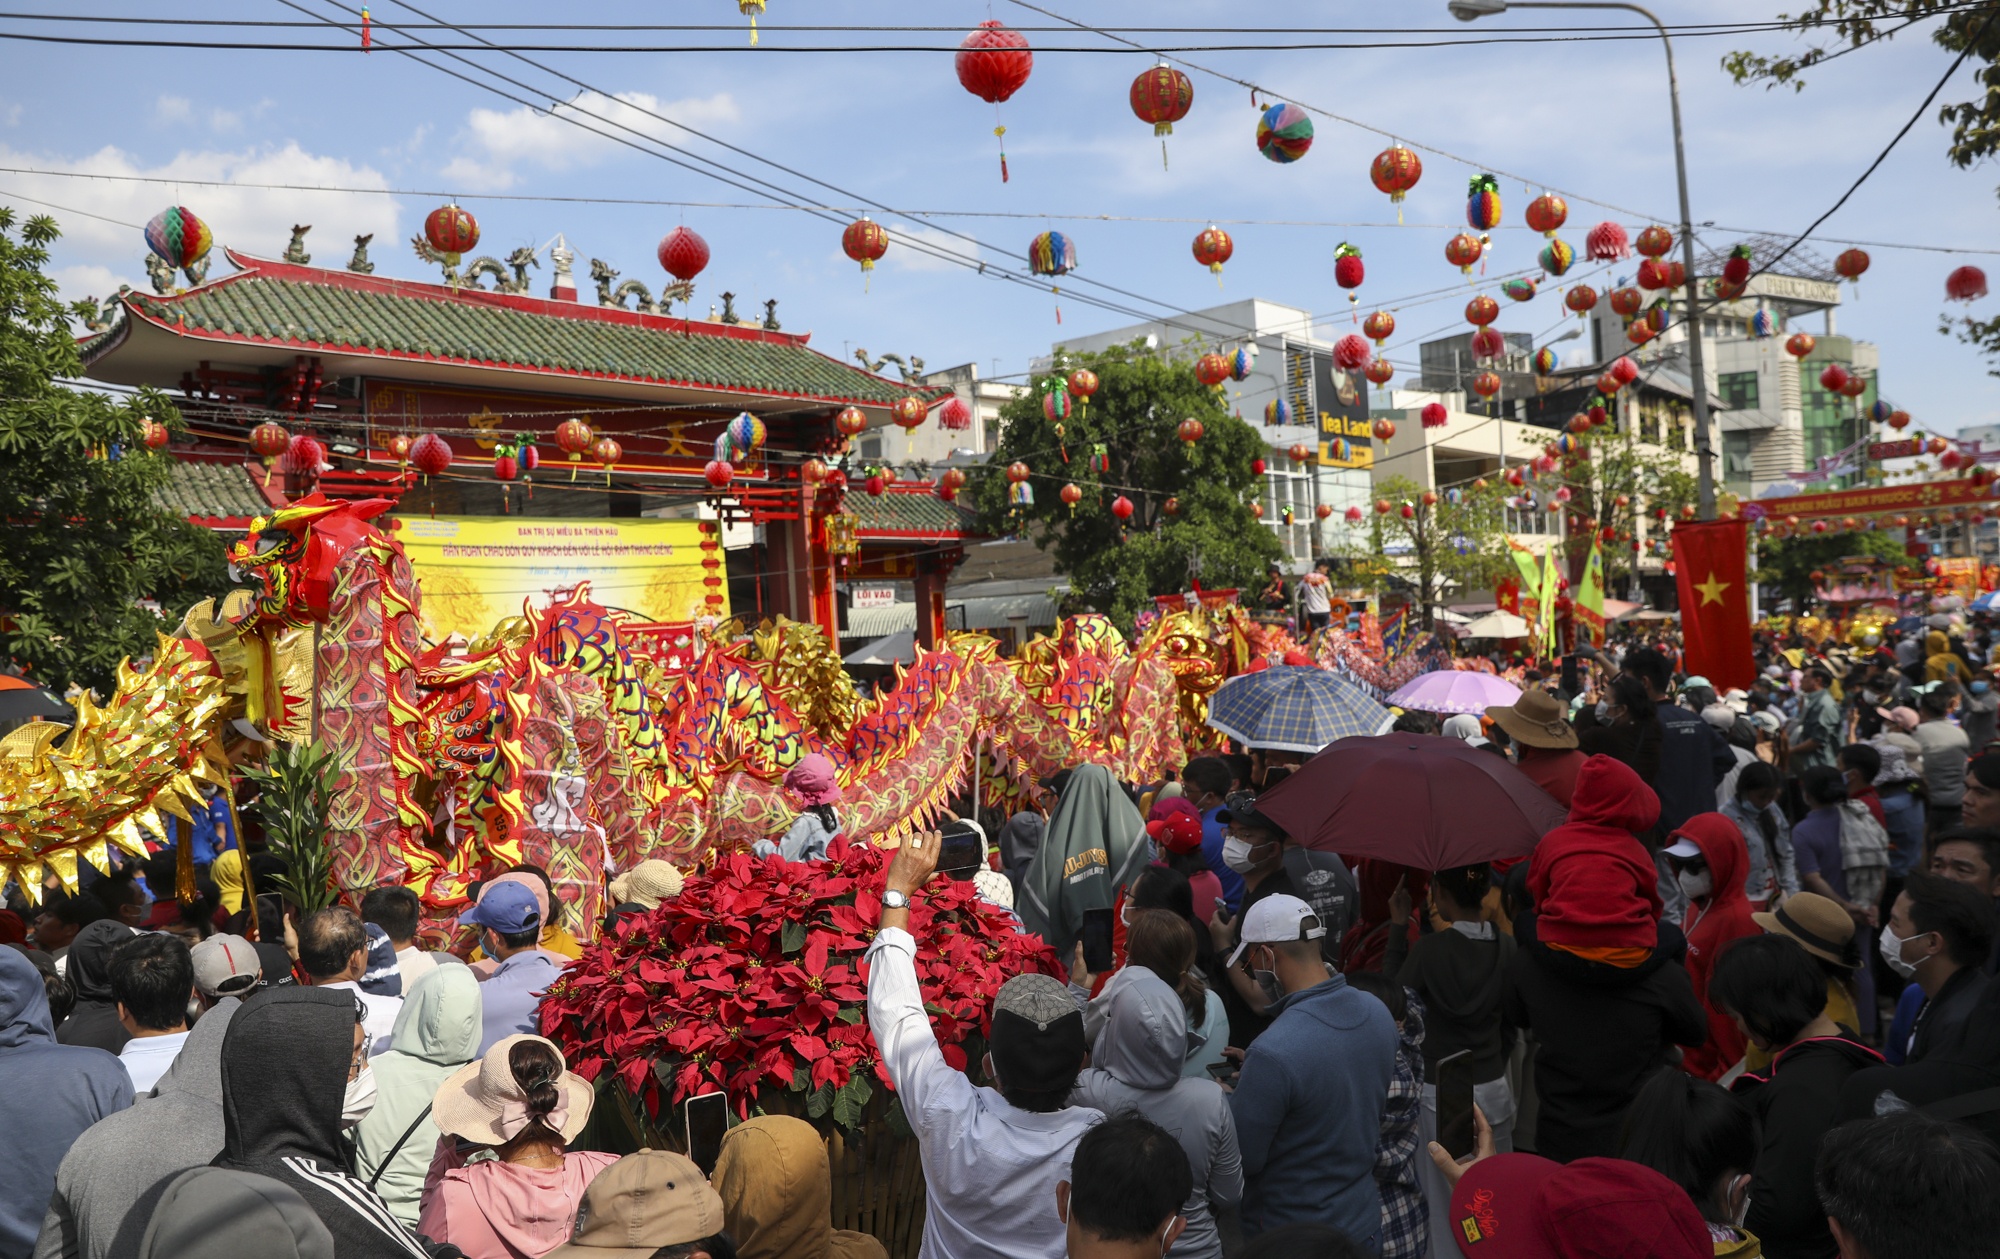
[1254,734,1567,870]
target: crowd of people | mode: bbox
[6,613,2000,1258]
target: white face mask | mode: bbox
[342,1066,378,1127]
[1878,926,1926,979]
[1222,837,1271,874]
[1677,869,1714,902]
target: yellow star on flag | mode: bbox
[1696,572,1730,606]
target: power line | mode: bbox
[9,165,1997,258]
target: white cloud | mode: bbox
[0,104,21,128]
[880,223,983,274]
[441,90,742,192]
[0,141,400,309]
[154,96,192,126]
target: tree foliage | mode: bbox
[0,208,229,696]
[1727,6,2000,364]
[1753,525,1912,610]
[967,342,1284,627]
[1558,433,1699,591]
[1361,474,1512,626]
[241,740,338,913]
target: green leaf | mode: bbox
[781,921,807,955]
[884,1094,913,1140]
[805,1082,834,1119]
[835,1007,862,1024]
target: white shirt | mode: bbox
[319,980,401,1056]
[1301,572,1332,615]
[394,946,438,988]
[119,1030,191,1095]
[865,926,1101,1259]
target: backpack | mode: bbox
[1837,800,1890,912]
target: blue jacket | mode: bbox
[1228,974,1397,1246]
[1199,806,1245,913]
[170,792,237,866]
[1878,783,1926,878]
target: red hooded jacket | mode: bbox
[1674,811,1759,1079]
[1527,755,1663,954]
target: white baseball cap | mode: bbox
[1227,893,1325,967]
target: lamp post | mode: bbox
[1449,0,1717,521]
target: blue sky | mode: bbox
[5,1,1997,433]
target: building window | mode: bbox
[1718,371,1759,410]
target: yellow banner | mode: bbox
[390,516,722,639]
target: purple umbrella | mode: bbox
[1386,670,1522,716]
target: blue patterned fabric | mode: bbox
[1207,666,1389,753]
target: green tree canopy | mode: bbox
[1362,474,1512,626]
[967,342,1285,627]
[0,208,228,696]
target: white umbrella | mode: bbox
[1461,611,1532,639]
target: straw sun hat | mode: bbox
[607,859,684,910]
[433,1034,595,1146]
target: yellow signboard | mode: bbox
[391,516,721,639]
[1318,411,1377,469]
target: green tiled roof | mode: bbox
[108,254,933,408]
[154,460,268,520]
[848,489,977,535]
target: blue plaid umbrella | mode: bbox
[1205,665,1390,753]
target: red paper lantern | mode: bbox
[1192,225,1234,278]
[1525,193,1568,236]
[1370,145,1423,210]
[704,459,734,489]
[1421,402,1448,429]
[1589,405,1609,426]
[1363,310,1396,344]
[1289,443,1312,464]
[410,432,452,477]
[281,434,326,476]
[1835,248,1870,283]
[1784,332,1817,359]
[1585,221,1631,260]
[386,434,412,464]
[1471,328,1505,362]
[519,443,539,473]
[956,20,1033,102]
[1942,449,1964,470]
[1445,233,1484,275]
[1662,260,1687,289]
[141,418,170,449]
[1346,505,1365,523]
[1471,372,1503,399]
[1177,418,1205,444]
[1819,363,1851,393]
[1722,244,1754,286]
[1598,372,1623,396]
[801,458,828,483]
[1067,368,1100,400]
[1366,358,1396,385]
[1164,496,1181,516]
[1111,495,1135,521]
[657,227,711,283]
[1194,354,1231,387]
[1567,414,1591,434]
[1947,265,1989,302]
[1609,287,1644,318]
[1636,258,1671,291]
[1887,410,1911,430]
[1565,285,1599,316]
[1400,501,1416,519]
[1635,225,1674,258]
[1316,503,1334,520]
[1333,334,1371,371]
[937,396,972,432]
[1466,295,1499,327]
[1375,499,1392,515]
[892,396,928,430]
[841,217,889,274]
[1130,62,1194,138]
[1006,461,1031,483]
[1060,482,1083,507]
[1837,373,1868,399]
[865,474,886,498]
[1334,243,1365,291]
[492,452,518,482]
[424,204,479,258]
[593,436,623,473]
[1422,490,1439,507]
[1251,457,1268,476]
[1250,502,1265,520]
[250,421,291,465]
[1373,417,1398,441]
[1811,520,1828,534]
[835,406,868,440]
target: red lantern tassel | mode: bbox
[361,6,371,49]
[995,124,1009,183]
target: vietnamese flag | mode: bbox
[1672,517,1754,691]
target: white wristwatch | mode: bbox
[882,889,911,910]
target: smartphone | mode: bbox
[683,1089,728,1176]
[937,822,985,882]
[1204,1060,1240,1086]
[1436,1049,1477,1161]
[1080,907,1116,974]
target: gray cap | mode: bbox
[190,934,261,997]
[994,972,1076,1029]
[990,973,1085,1094]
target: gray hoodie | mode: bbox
[350,965,482,1226]
[36,1000,240,1259]
[1069,969,1242,1259]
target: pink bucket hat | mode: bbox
[783,753,842,807]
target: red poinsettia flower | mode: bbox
[541,836,1061,1129]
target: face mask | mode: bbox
[1249,950,1284,1002]
[1878,926,1925,979]
[1594,701,1610,722]
[1223,836,1272,874]
[1975,682,1991,695]
[342,1066,378,1127]
[1677,869,1714,901]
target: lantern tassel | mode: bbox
[1161,138,1170,170]
[360,6,371,50]
[995,125,1009,183]
[748,14,758,44]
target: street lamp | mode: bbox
[1448,0,1718,521]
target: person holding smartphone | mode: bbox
[867,831,1102,1259]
